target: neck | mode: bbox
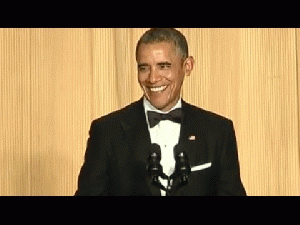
[143,96,182,113]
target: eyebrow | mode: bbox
[138,63,150,68]
[137,61,172,68]
[157,61,171,66]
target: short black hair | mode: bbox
[136,28,189,61]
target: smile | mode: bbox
[149,85,167,92]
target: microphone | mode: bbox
[170,145,191,190]
[147,143,167,191]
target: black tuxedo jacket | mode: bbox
[75,98,246,196]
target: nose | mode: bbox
[148,67,162,84]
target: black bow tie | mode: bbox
[147,108,182,128]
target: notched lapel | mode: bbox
[179,101,209,168]
[120,99,161,196]
[120,99,151,165]
[170,101,211,196]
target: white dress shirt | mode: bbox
[143,96,182,196]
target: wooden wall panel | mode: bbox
[0,29,31,195]
[0,28,299,195]
[237,28,299,195]
[297,28,300,194]
[91,28,147,119]
[29,28,93,195]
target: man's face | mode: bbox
[137,42,193,112]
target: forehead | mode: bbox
[137,42,179,62]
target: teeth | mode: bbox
[150,86,167,92]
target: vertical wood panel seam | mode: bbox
[295,28,300,170]
[90,28,94,121]
[112,28,121,108]
[29,28,32,196]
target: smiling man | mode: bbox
[75,28,246,196]
[137,39,194,112]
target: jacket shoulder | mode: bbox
[183,101,234,136]
[91,98,142,128]
[184,101,232,124]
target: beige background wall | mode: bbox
[1,28,299,195]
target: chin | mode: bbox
[147,98,164,109]
[145,90,175,111]
[154,104,167,111]
[150,99,173,111]
[150,101,165,109]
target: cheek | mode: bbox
[138,75,146,86]
[170,71,185,90]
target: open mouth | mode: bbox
[148,85,168,93]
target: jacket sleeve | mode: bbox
[217,120,247,196]
[74,120,111,196]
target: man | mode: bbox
[75,28,246,196]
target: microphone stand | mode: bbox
[154,174,172,196]
[166,151,191,196]
[147,148,170,194]
[150,167,189,196]
[166,176,172,196]
[147,145,191,196]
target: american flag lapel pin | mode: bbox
[188,135,196,141]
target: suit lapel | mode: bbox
[179,100,209,168]
[169,100,209,195]
[120,98,161,196]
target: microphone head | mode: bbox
[149,143,161,162]
[173,145,191,176]
[170,144,191,190]
[147,143,163,176]
[173,144,186,158]
[175,151,188,164]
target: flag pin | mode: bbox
[188,135,196,141]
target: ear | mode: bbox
[184,56,194,76]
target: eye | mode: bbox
[159,63,171,70]
[138,65,150,72]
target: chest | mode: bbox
[149,120,181,146]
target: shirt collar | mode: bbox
[143,96,182,129]
[143,96,182,115]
